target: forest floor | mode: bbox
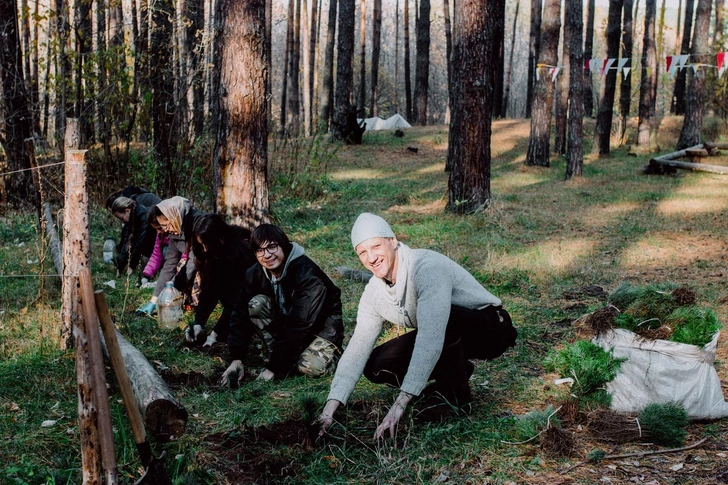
[2,116,728,484]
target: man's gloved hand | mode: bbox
[136,301,156,316]
[221,360,244,386]
[203,331,218,348]
[185,324,205,344]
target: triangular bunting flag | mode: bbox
[718,52,725,70]
[536,67,540,81]
[666,55,674,72]
[622,67,631,79]
[692,64,699,74]
[617,58,629,70]
[585,59,590,70]
[678,54,690,68]
[719,66,726,78]
[601,58,616,75]
[590,59,601,72]
[551,67,560,82]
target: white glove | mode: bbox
[203,331,218,347]
[256,368,275,381]
[221,360,244,385]
[141,277,149,285]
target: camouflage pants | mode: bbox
[248,294,340,377]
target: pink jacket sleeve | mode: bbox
[142,234,168,279]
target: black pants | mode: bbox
[363,305,517,388]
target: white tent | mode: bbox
[357,114,412,131]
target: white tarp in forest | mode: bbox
[358,114,412,131]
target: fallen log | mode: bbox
[42,202,63,276]
[95,290,188,442]
[647,158,728,175]
[705,142,728,151]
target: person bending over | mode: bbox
[108,196,158,276]
[221,224,344,384]
[319,213,518,439]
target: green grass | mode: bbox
[2,120,728,483]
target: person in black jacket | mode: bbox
[105,187,161,274]
[136,196,206,317]
[221,224,344,384]
[190,214,257,346]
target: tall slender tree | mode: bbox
[404,0,413,120]
[638,0,658,147]
[302,0,311,135]
[492,0,506,118]
[214,0,269,227]
[525,0,560,166]
[333,0,356,140]
[619,0,633,145]
[287,0,302,135]
[413,0,430,124]
[526,0,541,117]
[319,0,337,131]
[502,0,519,117]
[358,0,367,115]
[676,0,712,149]
[369,0,382,117]
[594,0,624,155]
[447,0,504,213]
[554,28,570,155]
[280,0,294,135]
[565,0,584,179]
[583,0,596,116]
[671,0,695,114]
[0,0,36,203]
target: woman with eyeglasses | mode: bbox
[221,224,344,384]
[136,196,207,318]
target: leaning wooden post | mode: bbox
[61,119,117,484]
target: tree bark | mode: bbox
[369,0,382,117]
[43,202,64,276]
[491,0,505,118]
[554,23,570,155]
[637,0,657,147]
[619,0,633,145]
[75,0,92,143]
[594,0,624,156]
[447,0,502,213]
[502,0,518,118]
[280,0,293,135]
[333,0,356,141]
[525,0,560,166]
[413,0,430,125]
[403,0,413,120]
[309,0,318,128]
[302,0,311,135]
[61,119,82,349]
[358,0,367,116]
[714,0,725,45]
[319,0,337,132]
[287,0,301,135]
[565,0,584,180]
[526,0,542,117]
[676,0,711,150]
[583,0,596,117]
[0,0,36,204]
[671,0,695,115]
[214,0,270,227]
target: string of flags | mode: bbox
[537,52,726,82]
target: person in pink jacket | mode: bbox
[140,233,169,285]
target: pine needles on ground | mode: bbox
[638,402,689,447]
[512,405,561,442]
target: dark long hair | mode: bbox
[192,214,253,291]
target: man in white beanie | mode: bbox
[319,212,517,439]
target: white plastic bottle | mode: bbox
[158,282,184,329]
[103,236,117,264]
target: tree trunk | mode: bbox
[413,0,430,125]
[502,0,518,117]
[714,0,724,45]
[491,0,505,118]
[333,0,355,141]
[0,0,36,204]
[309,0,318,128]
[404,0,413,120]
[676,0,711,150]
[280,0,293,135]
[319,0,337,132]
[61,119,82,350]
[554,25,570,155]
[583,0,596,117]
[447,0,502,213]
[302,0,311,136]
[181,0,205,140]
[369,0,382,117]
[525,0,560,166]
[526,0,542,117]
[214,0,270,227]
[55,0,71,147]
[358,0,366,116]
[76,0,92,143]
[287,0,301,135]
[565,0,584,179]
[594,0,624,156]
[96,0,112,167]
[619,0,633,145]
[637,0,657,147]
[671,0,695,115]
[43,202,64,276]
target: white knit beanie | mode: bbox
[351,212,395,249]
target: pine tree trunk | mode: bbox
[319,0,337,132]
[76,0,92,143]
[671,0,695,115]
[638,0,658,147]
[0,0,36,203]
[280,0,293,135]
[526,0,542,117]
[565,0,584,179]
[369,0,382,117]
[214,0,270,227]
[302,0,311,136]
[583,0,595,117]
[714,0,724,44]
[502,0,518,117]
[447,0,502,213]
[287,0,301,135]
[333,0,355,141]
[404,0,412,120]
[95,0,112,167]
[491,0,505,118]
[554,29,570,155]
[525,0,560,166]
[619,0,633,145]
[358,0,366,115]
[55,0,71,147]
[309,0,318,128]
[413,0,430,125]
[676,0,712,150]
[594,0,624,155]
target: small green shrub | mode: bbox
[608,282,677,311]
[639,402,689,447]
[512,406,561,441]
[667,306,721,347]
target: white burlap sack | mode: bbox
[593,328,728,420]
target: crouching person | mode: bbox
[319,213,518,440]
[221,224,344,384]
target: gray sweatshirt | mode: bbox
[327,242,501,404]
